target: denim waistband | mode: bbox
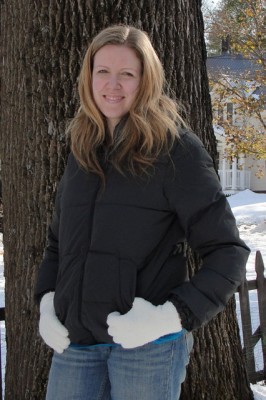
[70,329,185,350]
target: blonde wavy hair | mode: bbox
[68,25,186,180]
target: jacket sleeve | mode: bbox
[164,131,250,330]
[34,163,67,302]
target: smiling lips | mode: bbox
[104,95,124,103]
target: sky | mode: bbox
[0,189,266,398]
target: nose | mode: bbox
[107,74,121,89]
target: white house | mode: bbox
[207,52,266,194]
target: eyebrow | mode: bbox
[94,65,139,72]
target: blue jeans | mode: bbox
[46,331,193,400]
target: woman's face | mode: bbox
[92,44,141,134]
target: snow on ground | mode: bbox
[227,190,266,280]
[0,188,265,398]
[252,383,266,400]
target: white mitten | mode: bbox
[107,297,182,349]
[39,292,70,353]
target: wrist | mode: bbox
[169,294,200,331]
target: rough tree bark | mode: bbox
[0,1,253,399]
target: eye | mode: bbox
[122,71,134,77]
[97,69,108,74]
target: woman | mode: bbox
[35,25,250,400]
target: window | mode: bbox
[218,104,224,123]
[227,103,233,124]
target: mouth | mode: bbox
[104,95,124,103]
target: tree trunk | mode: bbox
[0,0,253,399]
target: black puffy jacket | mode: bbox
[35,130,250,345]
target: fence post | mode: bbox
[0,307,4,400]
[255,251,266,380]
[238,277,257,382]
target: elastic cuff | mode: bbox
[169,294,201,331]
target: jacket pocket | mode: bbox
[136,247,188,305]
[54,253,84,324]
[80,252,136,339]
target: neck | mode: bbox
[107,120,120,138]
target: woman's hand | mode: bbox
[107,297,182,349]
[39,292,70,353]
